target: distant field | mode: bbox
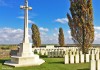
[0,45,18,50]
[0,44,100,48]
[0,58,89,70]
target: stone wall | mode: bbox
[0,50,10,59]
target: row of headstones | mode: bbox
[89,47,100,70]
[33,47,81,56]
[64,53,100,64]
[90,60,100,70]
[48,51,65,57]
[33,47,100,57]
[33,48,66,56]
[46,48,100,58]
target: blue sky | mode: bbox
[0,0,100,44]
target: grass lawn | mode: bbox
[0,58,89,70]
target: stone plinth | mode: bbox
[4,55,45,67]
[4,43,45,67]
[17,43,33,57]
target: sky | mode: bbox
[0,0,100,44]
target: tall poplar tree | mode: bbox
[58,28,65,47]
[67,0,94,53]
[31,24,41,47]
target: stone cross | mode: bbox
[4,0,45,67]
[20,0,32,43]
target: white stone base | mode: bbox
[4,54,45,67]
[4,43,45,67]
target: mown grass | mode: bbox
[0,58,89,70]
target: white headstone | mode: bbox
[91,54,95,60]
[70,55,74,64]
[37,49,40,54]
[86,54,90,62]
[57,49,59,57]
[69,51,72,55]
[94,50,97,54]
[64,55,69,64]
[80,54,84,63]
[90,60,96,70]
[96,53,99,60]
[54,49,56,57]
[45,49,48,55]
[46,45,54,49]
[92,50,94,54]
[75,54,79,63]
[80,51,82,55]
[97,60,100,70]
[88,50,91,55]
[51,50,54,57]
[73,51,75,56]
[76,50,79,54]
[48,51,51,58]
[65,50,68,55]
[59,50,63,57]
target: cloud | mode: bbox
[0,27,49,44]
[39,27,49,32]
[54,28,58,31]
[17,16,35,24]
[0,27,23,44]
[0,0,7,6]
[67,30,71,34]
[93,26,100,43]
[17,16,24,19]
[1,26,100,44]
[67,27,100,44]
[41,35,58,44]
[53,33,57,37]
[94,26,100,30]
[55,18,68,24]
[28,20,35,24]
[0,27,34,44]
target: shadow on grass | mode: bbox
[48,61,64,64]
[77,68,89,70]
[40,55,48,58]
[0,59,9,65]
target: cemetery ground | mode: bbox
[1,45,98,70]
[0,58,89,70]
